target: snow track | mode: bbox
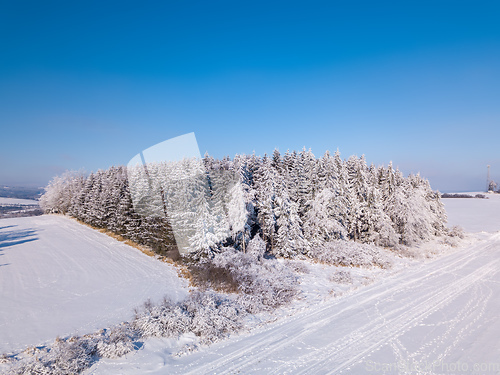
[119,234,500,375]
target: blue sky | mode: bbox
[1,0,499,192]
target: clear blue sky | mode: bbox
[1,0,499,192]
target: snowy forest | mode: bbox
[4,149,452,374]
[40,149,448,260]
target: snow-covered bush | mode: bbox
[95,325,136,359]
[330,269,353,284]
[447,225,465,239]
[185,245,297,312]
[133,297,193,338]
[211,248,298,310]
[246,234,266,261]
[309,240,392,269]
[184,291,243,344]
[285,259,310,274]
[4,324,137,375]
[8,336,96,375]
[440,225,466,247]
[132,291,244,345]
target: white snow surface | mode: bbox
[0,197,39,206]
[0,215,189,354]
[442,192,500,233]
[90,235,500,375]
[86,195,500,374]
[2,194,500,374]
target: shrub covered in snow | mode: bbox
[3,324,137,375]
[133,291,243,345]
[309,240,393,269]
[330,269,353,284]
[188,247,298,312]
[440,225,466,247]
[447,225,465,239]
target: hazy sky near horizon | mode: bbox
[1,1,499,192]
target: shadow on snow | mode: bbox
[0,227,38,249]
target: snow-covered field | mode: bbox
[442,192,500,233]
[1,193,500,374]
[0,216,188,354]
[0,198,39,206]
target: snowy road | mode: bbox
[90,232,500,374]
[0,216,188,353]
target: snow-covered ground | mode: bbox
[0,216,189,354]
[442,192,500,233]
[86,195,500,374]
[2,193,500,374]
[0,197,39,206]
[89,234,500,375]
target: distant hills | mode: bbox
[0,186,44,200]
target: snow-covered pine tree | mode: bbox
[271,148,282,173]
[303,187,347,247]
[360,185,399,246]
[187,162,221,257]
[283,150,299,204]
[295,148,317,219]
[332,150,350,230]
[344,155,368,241]
[104,166,130,235]
[274,177,308,257]
[253,155,278,251]
[412,174,447,237]
[206,160,231,244]
[232,154,257,251]
[383,169,434,245]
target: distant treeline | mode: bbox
[40,149,448,258]
[441,193,487,199]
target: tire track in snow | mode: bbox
[292,259,500,374]
[178,238,498,375]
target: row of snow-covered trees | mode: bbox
[40,149,447,258]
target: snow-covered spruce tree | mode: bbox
[301,151,347,246]
[253,155,278,251]
[185,160,228,257]
[274,177,308,257]
[345,155,368,241]
[332,150,350,231]
[295,148,317,218]
[104,166,130,235]
[361,185,399,247]
[303,187,347,247]
[282,150,299,203]
[68,171,95,221]
[226,174,250,249]
[381,168,434,245]
[230,154,256,252]
[87,170,107,228]
[412,174,447,236]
